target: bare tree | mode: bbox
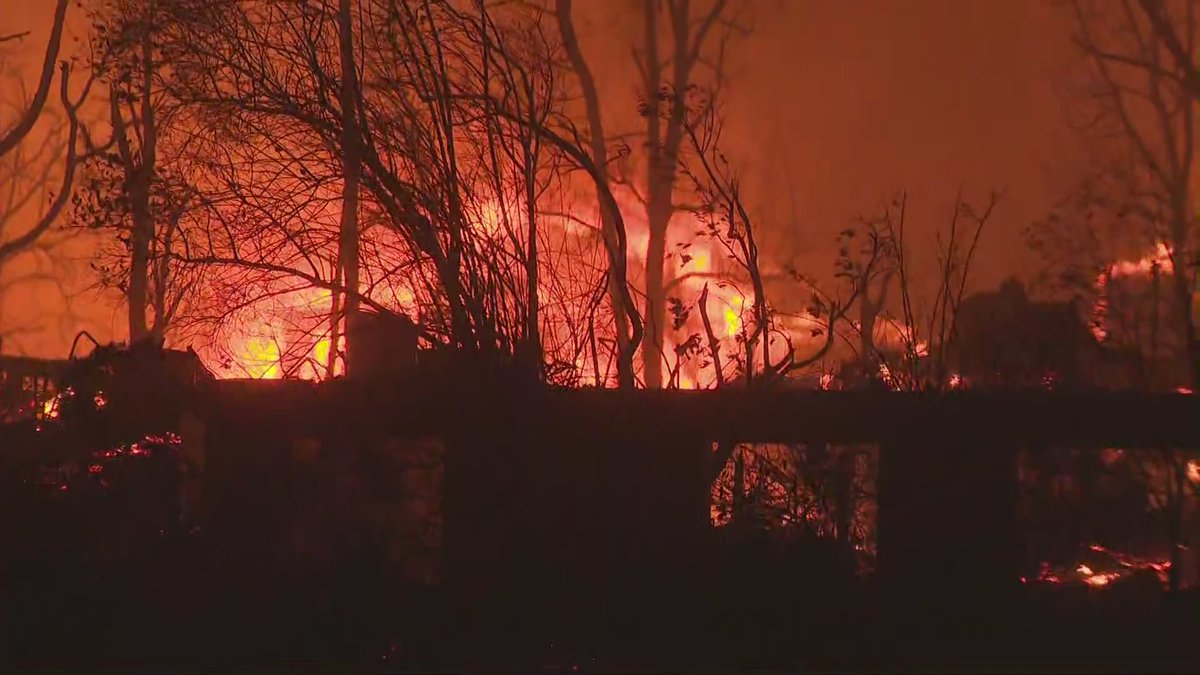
[1039,2,1198,584]
[548,0,746,388]
[851,190,998,391]
[554,0,638,388]
[636,0,746,389]
[674,86,858,388]
[1050,0,1198,390]
[71,0,212,344]
[333,0,362,376]
[0,0,97,347]
[1134,0,1200,101]
[0,0,70,158]
[670,87,882,536]
[146,0,609,382]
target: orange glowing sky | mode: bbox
[2,1,1093,358]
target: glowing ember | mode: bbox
[1083,573,1117,588]
[1027,544,1177,589]
[1187,460,1200,484]
[876,362,903,390]
[1034,562,1061,584]
[1040,371,1060,390]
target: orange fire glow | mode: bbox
[193,187,815,388]
[1025,543,1177,590]
[1091,243,1175,342]
[1109,242,1174,278]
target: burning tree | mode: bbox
[113,0,643,384]
[633,0,750,390]
[1031,0,1197,390]
[1018,0,1199,590]
[657,85,885,551]
[818,189,999,392]
[551,0,750,389]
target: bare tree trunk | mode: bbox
[337,0,361,374]
[554,0,633,388]
[127,6,159,343]
[644,199,670,388]
[522,147,541,376]
[0,0,69,157]
[698,284,725,386]
[127,214,152,341]
[327,265,343,379]
[641,2,667,389]
[639,0,723,388]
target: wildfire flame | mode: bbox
[1109,242,1174,278]
[1091,243,1175,342]
[1025,543,1176,590]
[181,187,927,389]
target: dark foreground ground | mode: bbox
[3,524,1197,674]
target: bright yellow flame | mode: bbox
[398,286,415,306]
[1110,242,1174,277]
[1076,563,1119,587]
[723,307,741,337]
[240,335,282,379]
[722,295,743,337]
[313,337,331,367]
[476,199,505,237]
